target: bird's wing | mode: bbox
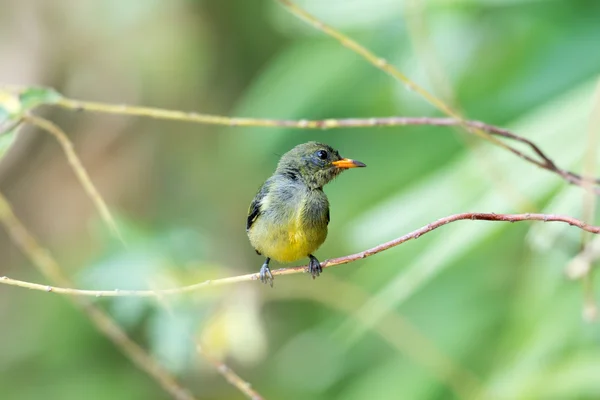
[246,182,268,231]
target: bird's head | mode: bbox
[276,141,366,189]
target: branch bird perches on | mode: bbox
[1,212,597,297]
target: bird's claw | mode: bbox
[259,263,274,287]
[308,256,322,280]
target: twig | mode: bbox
[196,344,264,400]
[23,114,125,242]
[54,97,600,194]
[0,192,197,400]
[1,212,597,297]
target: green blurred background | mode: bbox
[1,0,600,399]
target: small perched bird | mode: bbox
[246,141,366,286]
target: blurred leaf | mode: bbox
[0,91,21,161]
[0,91,21,118]
[272,328,344,393]
[336,357,434,400]
[18,86,62,110]
[0,86,61,161]
[227,37,377,156]
[0,86,61,119]
[532,353,600,398]
[483,283,588,398]
[200,288,267,366]
[0,106,8,124]
[147,306,198,374]
[80,217,208,328]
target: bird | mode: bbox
[246,141,366,286]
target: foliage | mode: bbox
[0,87,61,159]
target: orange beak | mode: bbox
[332,158,366,169]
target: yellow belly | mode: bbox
[249,220,327,263]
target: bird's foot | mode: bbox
[259,261,274,287]
[308,255,322,280]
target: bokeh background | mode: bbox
[1,0,600,399]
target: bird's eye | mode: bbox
[316,150,328,160]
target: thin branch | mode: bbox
[146,283,266,399]
[23,114,125,242]
[1,212,597,297]
[54,97,600,194]
[196,344,264,400]
[0,192,197,400]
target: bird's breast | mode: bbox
[248,186,329,263]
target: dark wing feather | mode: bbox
[246,182,268,231]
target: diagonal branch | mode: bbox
[1,212,596,297]
[196,344,265,400]
[23,114,125,242]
